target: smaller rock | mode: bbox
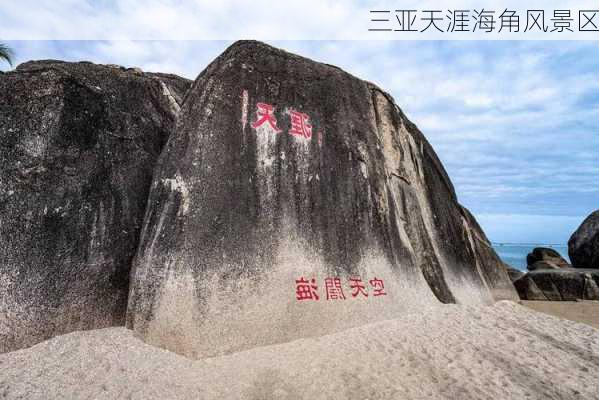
[526,247,570,271]
[513,268,599,301]
[568,210,599,268]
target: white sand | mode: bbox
[1,301,598,400]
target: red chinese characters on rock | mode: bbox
[349,276,368,298]
[324,277,346,300]
[369,278,387,296]
[289,110,313,139]
[295,277,388,301]
[248,98,321,142]
[295,277,319,301]
[251,102,282,133]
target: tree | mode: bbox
[0,43,13,67]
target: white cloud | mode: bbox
[3,39,598,243]
[2,0,599,39]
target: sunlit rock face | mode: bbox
[0,60,191,353]
[126,41,517,358]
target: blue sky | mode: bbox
[2,40,598,244]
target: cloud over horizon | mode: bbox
[3,39,597,243]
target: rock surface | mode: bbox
[2,301,599,400]
[505,264,525,281]
[514,268,599,301]
[0,60,191,352]
[126,40,517,358]
[569,210,599,268]
[526,247,570,270]
[527,261,560,271]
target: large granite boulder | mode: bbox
[514,268,599,300]
[126,41,517,358]
[526,247,570,271]
[569,210,599,268]
[0,60,191,352]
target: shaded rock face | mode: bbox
[514,269,599,301]
[505,264,525,282]
[569,210,599,268]
[0,60,191,352]
[127,41,517,358]
[526,247,570,271]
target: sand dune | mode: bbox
[1,301,598,400]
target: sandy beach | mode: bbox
[1,301,598,400]
[522,300,599,329]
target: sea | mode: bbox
[492,243,570,272]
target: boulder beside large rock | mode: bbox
[513,268,599,300]
[526,247,570,271]
[0,60,191,352]
[568,210,599,268]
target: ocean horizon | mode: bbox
[492,243,570,272]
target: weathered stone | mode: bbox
[526,247,570,270]
[513,274,548,300]
[528,261,561,271]
[569,210,599,268]
[504,264,525,281]
[514,269,599,301]
[0,60,191,352]
[126,41,517,358]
